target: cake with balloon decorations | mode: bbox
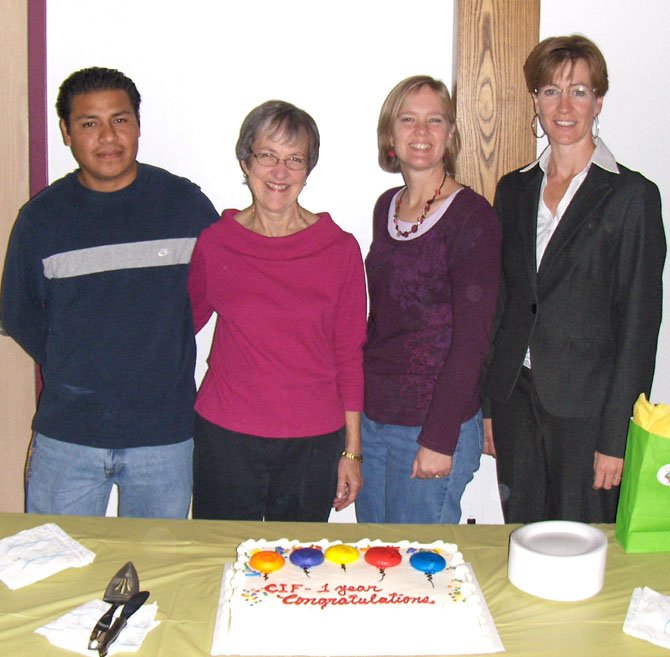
[211,538,503,656]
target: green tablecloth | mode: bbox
[0,513,668,656]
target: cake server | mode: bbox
[88,561,139,650]
[96,589,150,657]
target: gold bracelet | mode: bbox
[341,450,363,463]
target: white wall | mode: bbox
[47,0,458,522]
[46,0,455,397]
[47,0,455,251]
[46,1,669,523]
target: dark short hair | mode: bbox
[56,67,141,129]
[235,100,320,175]
[377,75,461,175]
[524,35,609,98]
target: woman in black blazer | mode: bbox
[484,35,665,523]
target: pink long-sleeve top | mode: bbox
[188,210,366,438]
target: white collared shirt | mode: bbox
[522,138,619,368]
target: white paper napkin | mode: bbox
[35,598,159,656]
[623,586,670,649]
[0,523,95,589]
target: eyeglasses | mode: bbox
[251,151,308,170]
[535,84,596,104]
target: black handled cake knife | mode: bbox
[96,590,150,657]
[88,562,139,650]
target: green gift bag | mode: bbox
[615,419,670,552]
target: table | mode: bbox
[1,512,668,657]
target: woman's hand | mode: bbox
[483,418,496,457]
[593,451,623,490]
[332,458,362,511]
[410,446,452,480]
[332,411,363,511]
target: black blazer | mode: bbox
[485,161,666,457]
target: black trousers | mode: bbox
[192,414,344,522]
[491,367,620,523]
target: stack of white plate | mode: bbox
[508,521,607,601]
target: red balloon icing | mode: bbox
[364,546,402,568]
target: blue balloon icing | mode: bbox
[289,547,325,569]
[409,551,446,574]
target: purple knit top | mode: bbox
[364,186,501,455]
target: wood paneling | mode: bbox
[454,0,540,202]
[0,0,35,512]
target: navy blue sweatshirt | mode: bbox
[1,163,218,448]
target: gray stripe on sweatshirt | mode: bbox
[42,238,197,279]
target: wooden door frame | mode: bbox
[455,0,540,201]
[0,0,47,512]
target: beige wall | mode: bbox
[0,0,36,512]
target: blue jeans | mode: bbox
[356,411,483,524]
[26,434,193,518]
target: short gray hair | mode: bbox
[235,100,320,175]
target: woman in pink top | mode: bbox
[188,101,367,521]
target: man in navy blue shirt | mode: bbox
[1,67,218,517]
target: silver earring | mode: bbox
[531,113,545,139]
[592,115,600,140]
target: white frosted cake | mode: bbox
[212,538,503,656]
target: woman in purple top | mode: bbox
[356,76,501,524]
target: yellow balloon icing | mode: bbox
[324,544,359,565]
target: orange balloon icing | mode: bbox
[249,550,285,573]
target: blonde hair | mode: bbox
[377,75,461,175]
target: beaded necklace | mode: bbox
[393,172,448,238]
